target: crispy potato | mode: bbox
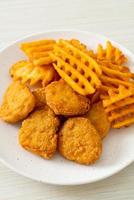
[84,101,110,139]
[102,86,134,128]
[19,106,60,159]
[58,117,102,165]
[20,39,56,66]
[0,81,35,123]
[45,80,90,116]
[50,39,102,95]
[96,41,127,65]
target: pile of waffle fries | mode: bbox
[10,38,134,128]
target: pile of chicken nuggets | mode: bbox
[0,38,134,165]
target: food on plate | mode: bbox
[10,60,57,86]
[32,88,46,107]
[99,60,130,73]
[0,81,35,123]
[50,39,102,95]
[1,36,134,165]
[19,106,60,159]
[98,61,134,94]
[96,41,127,65]
[45,80,90,116]
[102,85,134,107]
[58,117,102,165]
[84,101,110,139]
[102,85,134,128]
[20,39,56,66]
[100,72,134,94]
[70,39,96,58]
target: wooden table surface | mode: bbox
[0,0,134,199]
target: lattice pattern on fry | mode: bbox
[96,41,127,65]
[100,85,118,94]
[20,39,56,66]
[50,39,102,95]
[97,60,134,94]
[100,60,130,73]
[103,85,134,107]
[68,41,132,94]
[69,39,95,58]
[100,74,134,89]
[10,60,57,86]
[101,64,132,81]
[102,85,134,128]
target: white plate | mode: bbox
[0,30,134,185]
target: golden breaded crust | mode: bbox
[0,81,35,123]
[84,101,110,139]
[58,117,102,165]
[19,106,60,159]
[32,88,46,107]
[45,80,90,116]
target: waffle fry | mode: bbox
[69,39,95,58]
[20,39,56,66]
[50,39,102,95]
[96,41,127,65]
[102,85,134,128]
[10,60,57,86]
[97,60,134,94]
[2,35,134,166]
[89,42,132,93]
[100,74,134,89]
[106,103,134,128]
[70,39,87,51]
[99,60,130,73]
[102,85,134,107]
[101,65,132,81]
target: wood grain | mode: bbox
[0,0,134,199]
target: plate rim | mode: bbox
[0,29,134,185]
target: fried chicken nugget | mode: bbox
[0,81,35,123]
[59,117,102,165]
[32,88,46,107]
[19,106,60,159]
[84,101,110,139]
[45,80,90,116]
